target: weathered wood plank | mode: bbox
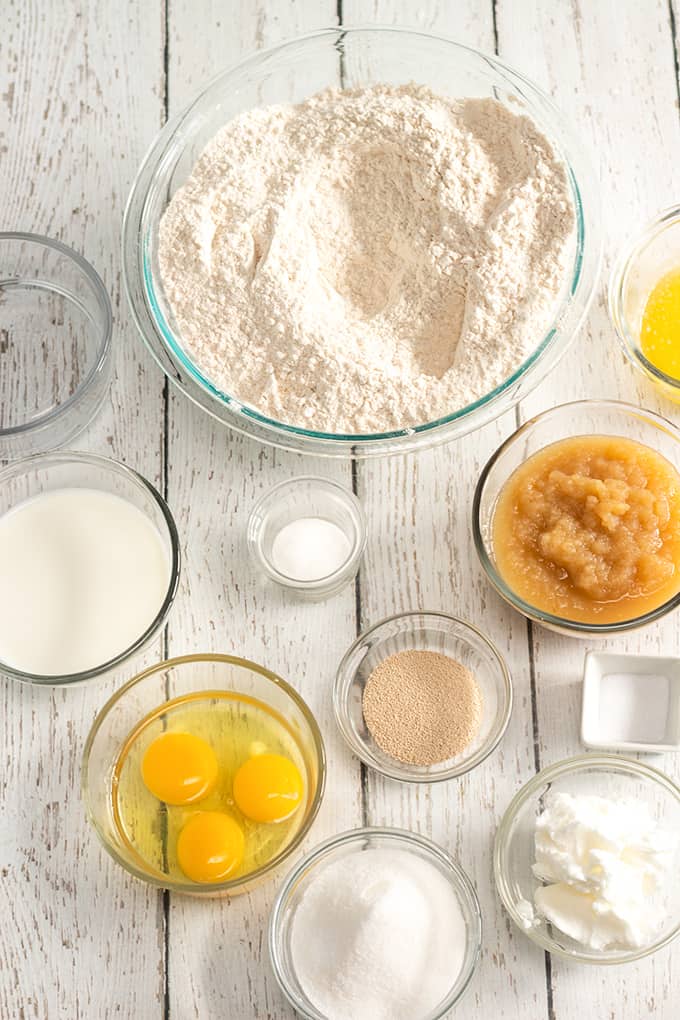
[0,1,167,1018]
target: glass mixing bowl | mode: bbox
[333,611,512,783]
[269,827,482,1018]
[473,399,680,636]
[123,26,600,457]
[82,654,326,896]
[0,233,112,461]
[0,451,180,685]
[609,204,680,402]
[494,755,680,964]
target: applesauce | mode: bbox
[492,435,680,624]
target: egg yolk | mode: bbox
[641,267,680,380]
[232,752,303,823]
[141,731,218,806]
[176,811,244,883]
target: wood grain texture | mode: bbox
[0,2,167,1018]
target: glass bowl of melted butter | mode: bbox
[610,204,680,402]
[82,654,325,895]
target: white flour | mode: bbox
[158,84,575,434]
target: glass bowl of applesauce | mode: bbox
[473,399,680,636]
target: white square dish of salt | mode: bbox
[581,651,680,753]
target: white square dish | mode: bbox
[581,651,680,753]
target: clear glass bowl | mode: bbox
[269,827,482,1018]
[122,26,600,458]
[0,451,180,685]
[494,755,680,964]
[247,476,367,599]
[0,233,112,461]
[333,611,512,782]
[609,204,680,402]
[473,399,680,637]
[82,653,326,896]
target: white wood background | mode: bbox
[1,1,680,1017]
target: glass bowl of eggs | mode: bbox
[82,654,325,896]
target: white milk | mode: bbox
[0,487,172,675]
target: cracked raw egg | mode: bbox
[177,810,245,882]
[141,731,218,805]
[233,752,303,823]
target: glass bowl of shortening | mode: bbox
[494,756,680,964]
[123,26,599,458]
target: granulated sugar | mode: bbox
[158,83,575,433]
[362,649,483,766]
[290,846,467,1020]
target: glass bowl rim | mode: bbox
[333,609,513,783]
[0,230,112,441]
[472,397,680,634]
[493,753,680,964]
[246,475,368,588]
[124,23,598,452]
[608,203,680,391]
[0,449,181,685]
[81,651,327,894]
[268,824,482,1019]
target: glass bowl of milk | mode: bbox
[0,450,180,684]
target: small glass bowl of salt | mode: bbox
[247,476,366,600]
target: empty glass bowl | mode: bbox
[82,653,326,896]
[0,233,112,461]
[123,26,599,457]
[333,611,513,782]
[609,204,680,402]
[269,827,482,1018]
[473,399,680,636]
[494,755,680,964]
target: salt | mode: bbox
[597,672,669,744]
[581,651,680,751]
[270,516,351,581]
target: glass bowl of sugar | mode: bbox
[333,611,513,783]
[247,476,366,600]
[269,826,482,1019]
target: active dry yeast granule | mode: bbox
[362,649,483,766]
[158,83,575,434]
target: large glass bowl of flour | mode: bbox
[123,26,599,458]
